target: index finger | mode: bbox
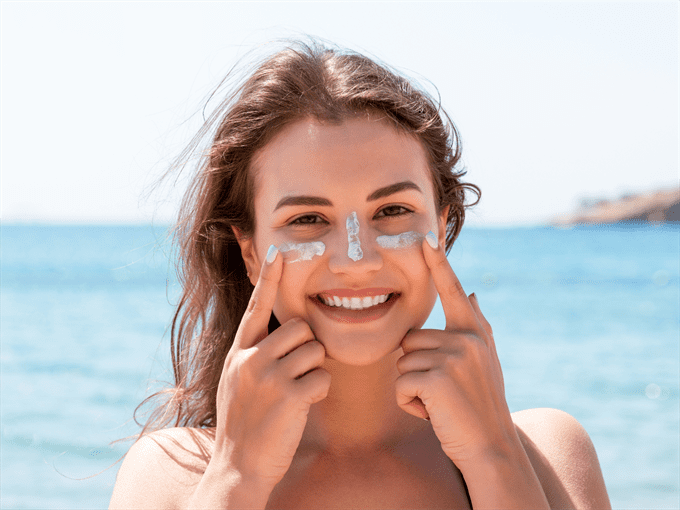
[422,232,478,331]
[233,244,282,349]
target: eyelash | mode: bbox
[289,206,414,227]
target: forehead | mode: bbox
[251,116,435,211]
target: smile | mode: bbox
[310,292,400,324]
[317,294,393,309]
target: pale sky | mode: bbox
[2,2,677,226]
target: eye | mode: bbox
[376,205,413,219]
[288,206,413,228]
[289,214,327,226]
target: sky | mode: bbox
[1,1,677,226]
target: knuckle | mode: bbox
[296,319,314,336]
[226,347,249,370]
[394,374,408,393]
[430,367,449,385]
[442,352,459,371]
[448,282,467,301]
[435,256,450,272]
[316,369,332,391]
[309,340,326,360]
[458,329,479,343]
[238,349,260,374]
[395,355,408,374]
[465,336,487,360]
[246,293,265,316]
[298,368,331,402]
[311,371,331,401]
[400,329,419,352]
[395,355,404,370]
[285,317,312,334]
[260,365,283,393]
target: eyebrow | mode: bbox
[273,181,423,212]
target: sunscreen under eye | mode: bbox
[347,212,363,261]
[279,242,326,263]
[376,231,424,249]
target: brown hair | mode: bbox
[134,39,480,438]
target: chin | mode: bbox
[311,324,407,367]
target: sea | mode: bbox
[1,224,678,509]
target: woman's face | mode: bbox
[235,114,449,366]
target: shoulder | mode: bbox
[109,427,216,510]
[511,408,611,510]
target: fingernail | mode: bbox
[426,231,438,249]
[266,245,278,264]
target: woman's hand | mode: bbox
[212,245,332,491]
[395,234,516,467]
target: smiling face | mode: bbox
[234,114,450,366]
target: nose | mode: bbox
[327,213,383,275]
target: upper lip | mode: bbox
[315,288,397,299]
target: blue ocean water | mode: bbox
[1,224,678,509]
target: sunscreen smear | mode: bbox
[279,242,326,263]
[376,231,424,249]
[347,212,363,261]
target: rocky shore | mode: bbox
[551,187,680,226]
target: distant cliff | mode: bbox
[551,188,680,226]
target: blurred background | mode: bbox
[2,2,678,508]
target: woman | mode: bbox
[109,40,611,509]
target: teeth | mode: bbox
[319,294,391,309]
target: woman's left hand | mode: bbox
[395,234,516,466]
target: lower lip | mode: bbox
[310,293,400,324]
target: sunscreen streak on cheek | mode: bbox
[279,242,326,263]
[376,231,424,249]
[347,212,363,261]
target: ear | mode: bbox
[231,226,260,284]
[438,205,450,248]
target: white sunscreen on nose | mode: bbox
[346,212,363,261]
[376,231,424,249]
[279,242,326,263]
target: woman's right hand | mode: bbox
[212,245,331,491]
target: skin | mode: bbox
[109,114,612,509]
[247,115,446,364]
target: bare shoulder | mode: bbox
[109,427,216,510]
[511,407,611,510]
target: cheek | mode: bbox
[384,243,437,328]
[382,237,436,305]
[272,248,323,322]
[377,247,432,304]
[377,231,428,274]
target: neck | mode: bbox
[299,348,429,458]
